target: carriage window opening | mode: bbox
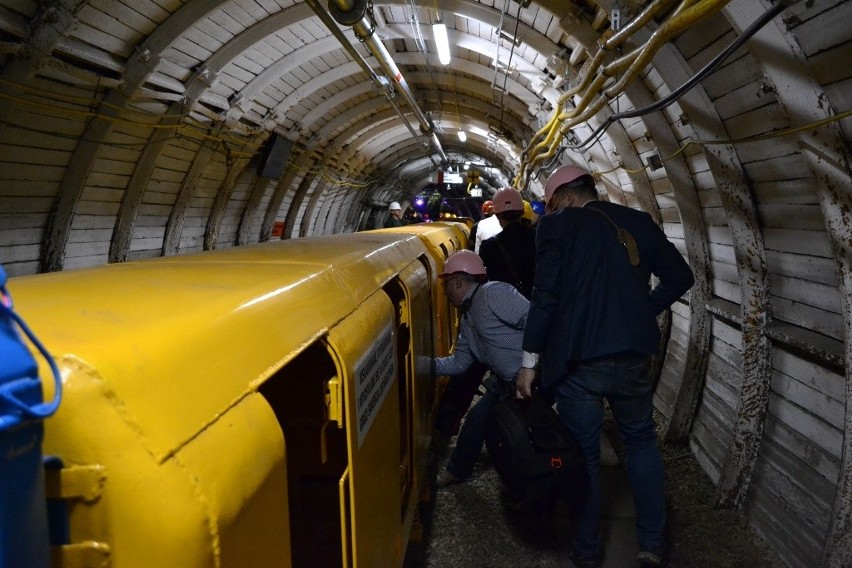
[383,277,414,518]
[259,342,346,568]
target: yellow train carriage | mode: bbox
[8,227,461,567]
[372,221,468,359]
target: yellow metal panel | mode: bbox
[6,232,439,567]
[176,393,289,568]
[9,234,430,461]
[40,357,217,567]
[40,360,287,567]
[326,291,405,567]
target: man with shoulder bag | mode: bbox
[515,166,695,568]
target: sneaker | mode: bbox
[566,547,603,568]
[637,550,664,566]
[435,471,463,488]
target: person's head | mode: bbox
[389,201,402,217]
[481,200,494,218]
[544,166,597,213]
[439,250,487,307]
[491,187,524,227]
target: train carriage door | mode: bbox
[323,267,428,568]
[326,292,400,567]
[258,341,349,568]
[382,277,414,515]
[381,260,432,523]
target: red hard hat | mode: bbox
[440,250,487,278]
[492,188,524,214]
[481,200,494,215]
[544,165,593,202]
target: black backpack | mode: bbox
[484,391,586,506]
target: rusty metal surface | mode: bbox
[203,156,250,250]
[720,1,852,564]
[706,149,773,509]
[624,81,713,444]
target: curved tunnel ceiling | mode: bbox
[138,0,546,182]
[0,1,847,260]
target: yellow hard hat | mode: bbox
[522,200,534,221]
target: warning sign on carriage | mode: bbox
[354,323,395,448]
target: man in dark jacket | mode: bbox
[479,187,536,299]
[515,166,695,568]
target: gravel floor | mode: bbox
[404,413,784,568]
[410,446,566,568]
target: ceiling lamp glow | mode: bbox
[433,23,451,65]
[457,129,467,142]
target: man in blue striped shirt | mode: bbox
[433,250,529,487]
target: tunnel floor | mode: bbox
[405,409,784,568]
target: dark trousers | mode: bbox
[554,354,666,558]
[433,360,488,438]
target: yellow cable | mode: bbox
[518,0,731,187]
[0,78,193,119]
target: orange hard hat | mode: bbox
[544,165,593,202]
[481,200,494,215]
[492,188,524,214]
[440,250,487,278]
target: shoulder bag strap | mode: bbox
[584,205,641,266]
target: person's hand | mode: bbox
[515,367,536,399]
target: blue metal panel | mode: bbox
[0,265,51,568]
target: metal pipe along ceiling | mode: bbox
[304,0,426,148]
[325,0,449,164]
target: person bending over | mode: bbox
[433,250,529,488]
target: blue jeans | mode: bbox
[554,354,666,559]
[445,386,502,480]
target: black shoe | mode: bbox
[435,471,463,489]
[566,548,603,568]
[638,550,664,566]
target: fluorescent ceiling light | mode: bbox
[457,129,467,142]
[433,23,451,65]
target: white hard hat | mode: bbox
[389,201,402,211]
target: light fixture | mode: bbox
[433,22,451,65]
[457,129,467,142]
[498,29,521,46]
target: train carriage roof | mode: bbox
[9,231,432,461]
